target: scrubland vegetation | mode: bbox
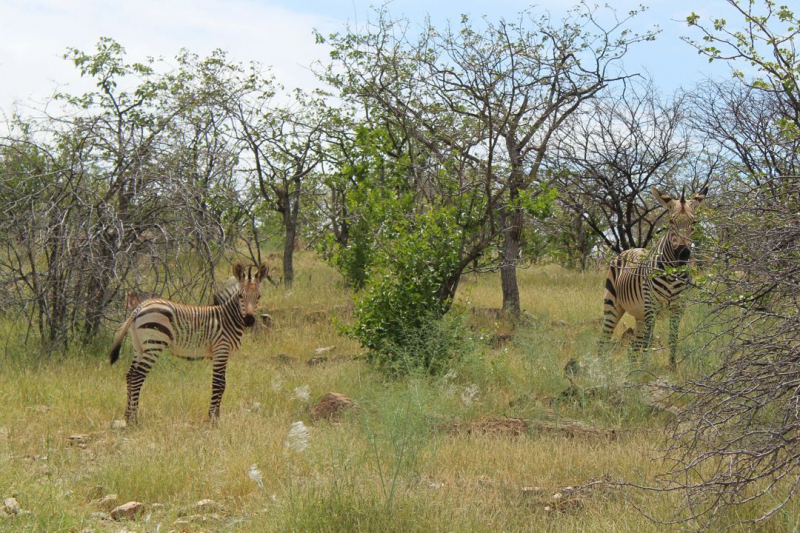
[1,0,799,530]
[0,254,797,532]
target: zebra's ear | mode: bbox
[256,262,269,284]
[233,261,246,283]
[691,186,709,206]
[651,185,675,210]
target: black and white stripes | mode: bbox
[109,261,269,422]
[601,186,708,366]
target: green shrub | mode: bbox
[348,209,469,375]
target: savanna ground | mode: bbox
[1,253,798,532]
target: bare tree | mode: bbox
[655,178,800,527]
[229,82,324,288]
[688,79,800,184]
[647,1,800,527]
[552,80,701,254]
[0,42,245,348]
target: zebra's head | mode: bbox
[652,185,709,264]
[233,261,269,327]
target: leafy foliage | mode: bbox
[349,208,466,375]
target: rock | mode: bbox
[552,320,568,327]
[177,499,225,518]
[2,497,20,515]
[177,513,223,524]
[90,511,112,521]
[94,494,119,510]
[194,499,224,513]
[260,313,273,327]
[314,346,335,355]
[111,419,127,429]
[310,392,357,421]
[306,356,328,366]
[110,501,145,521]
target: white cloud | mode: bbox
[0,0,335,109]
[0,0,733,112]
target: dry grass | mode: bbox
[0,254,797,531]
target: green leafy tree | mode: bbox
[320,3,656,317]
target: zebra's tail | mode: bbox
[109,313,135,365]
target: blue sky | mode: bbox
[0,0,735,111]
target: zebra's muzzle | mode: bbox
[244,314,256,327]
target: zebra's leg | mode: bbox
[124,346,162,423]
[668,302,685,369]
[599,289,624,353]
[640,291,658,356]
[629,317,647,364]
[208,349,230,420]
[629,291,656,364]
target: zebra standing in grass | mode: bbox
[109,261,269,422]
[601,185,708,366]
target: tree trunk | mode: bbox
[281,188,301,288]
[500,206,522,318]
[283,214,296,289]
[574,211,588,271]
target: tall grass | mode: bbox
[0,254,796,531]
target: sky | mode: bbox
[0,0,736,112]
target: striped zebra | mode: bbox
[601,185,708,366]
[109,261,269,422]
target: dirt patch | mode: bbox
[529,420,620,440]
[435,416,620,440]
[436,416,528,437]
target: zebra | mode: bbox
[109,261,269,422]
[601,185,708,367]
